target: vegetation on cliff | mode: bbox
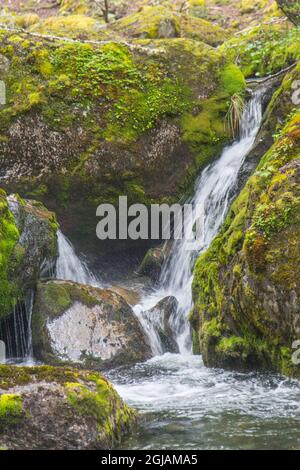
[192,73,300,377]
[0,25,248,253]
[0,191,58,320]
[0,190,19,318]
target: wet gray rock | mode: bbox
[7,195,58,287]
[147,296,179,354]
[138,246,166,282]
[32,280,152,369]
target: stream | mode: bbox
[105,83,300,450]
[6,83,300,450]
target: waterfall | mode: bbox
[136,85,267,354]
[0,290,34,361]
[56,230,101,287]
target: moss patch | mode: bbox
[0,394,24,429]
[192,106,300,377]
[0,190,20,319]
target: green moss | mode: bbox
[0,190,20,319]
[0,394,24,428]
[221,23,300,78]
[192,106,300,377]
[0,364,136,447]
[221,64,246,96]
[30,15,107,40]
[277,0,300,26]
[111,6,180,40]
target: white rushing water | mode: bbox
[109,84,300,451]
[56,230,101,287]
[108,354,300,450]
[0,290,35,363]
[134,85,266,353]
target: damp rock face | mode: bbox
[191,104,300,378]
[32,280,152,368]
[138,246,166,282]
[0,365,136,450]
[145,296,179,354]
[0,190,58,321]
[0,29,245,256]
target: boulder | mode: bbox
[32,280,152,368]
[0,365,136,450]
[0,191,58,321]
[145,296,179,354]
[138,246,166,282]
[0,31,242,257]
[7,194,58,284]
[191,106,300,378]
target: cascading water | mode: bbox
[134,85,266,353]
[107,83,300,450]
[56,230,101,287]
[0,290,34,361]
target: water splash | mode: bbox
[56,230,101,287]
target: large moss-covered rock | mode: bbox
[191,106,300,378]
[29,15,112,40]
[110,5,227,45]
[276,0,300,26]
[32,280,152,368]
[138,245,166,282]
[0,365,136,450]
[0,31,244,253]
[0,191,58,320]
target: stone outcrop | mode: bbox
[191,96,300,377]
[0,365,136,450]
[0,29,245,254]
[32,280,152,368]
[0,191,58,321]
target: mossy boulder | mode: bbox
[187,0,282,31]
[138,245,166,282]
[0,31,244,254]
[276,0,300,26]
[32,280,152,368]
[29,15,112,40]
[110,6,181,39]
[110,5,227,45]
[0,365,136,449]
[191,107,300,378]
[0,191,58,320]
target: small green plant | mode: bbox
[226,93,245,138]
